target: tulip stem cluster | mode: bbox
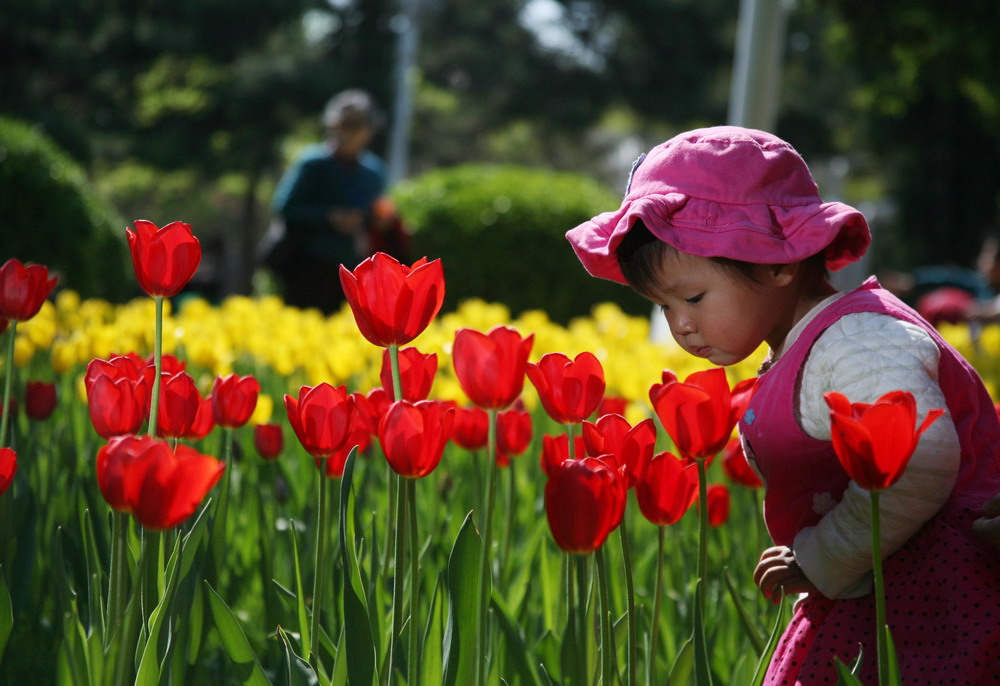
[475,408,500,686]
[309,466,333,666]
[407,477,420,685]
[870,491,890,684]
[147,297,164,438]
[695,457,713,686]
[0,322,17,446]
[595,546,615,685]
[619,519,638,686]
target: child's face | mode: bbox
[645,251,796,366]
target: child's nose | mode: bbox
[671,314,697,335]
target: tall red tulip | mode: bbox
[381,346,437,401]
[125,220,202,298]
[540,433,587,476]
[453,326,534,409]
[86,373,148,439]
[824,390,943,491]
[705,484,730,527]
[527,351,606,424]
[97,434,224,530]
[649,368,756,461]
[211,373,260,429]
[379,400,454,478]
[254,423,283,460]
[85,355,153,407]
[284,383,355,458]
[451,405,489,450]
[24,381,57,421]
[582,414,657,487]
[155,371,201,438]
[496,406,533,466]
[339,252,445,347]
[545,456,626,554]
[0,258,57,322]
[634,452,699,526]
[0,447,16,495]
[721,436,762,488]
[315,392,378,478]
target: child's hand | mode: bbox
[971,493,1000,550]
[753,546,817,605]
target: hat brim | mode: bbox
[566,192,870,285]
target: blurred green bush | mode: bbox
[393,164,649,324]
[0,117,131,300]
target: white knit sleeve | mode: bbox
[791,312,960,599]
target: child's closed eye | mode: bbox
[685,294,704,304]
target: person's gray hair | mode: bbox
[322,89,385,130]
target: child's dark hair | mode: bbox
[616,219,829,298]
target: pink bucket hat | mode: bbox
[566,126,871,285]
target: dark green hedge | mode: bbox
[393,164,648,323]
[0,117,130,300]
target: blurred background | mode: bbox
[2,0,999,323]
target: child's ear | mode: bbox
[764,262,798,287]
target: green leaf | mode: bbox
[290,522,310,661]
[750,594,787,686]
[833,657,865,685]
[204,581,272,686]
[491,595,542,686]
[666,637,693,686]
[277,625,321,686]
[883,626,901,686]
[338,448,376,686]
[722,568,764,654]
[135,533,184,686]
[80,509,106,641]
[442,512,484,686]
[420,578,444,686]
[0,568,12,666]
[692,579,713,686]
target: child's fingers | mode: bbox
[971,515,1000,549]
[981,493,1000,517]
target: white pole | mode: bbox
[727,0,790,131]
[387,0,420,186]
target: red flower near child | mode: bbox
[824,390,943,491]
[254,424,283,460]
[284,383,355,459]
[721,436,762,488]
[381,346,437,401]
[706,483,731,527]
[634,451,699,526]
[25,381,57,421]
[0,447,17,495]
[527,352,606,424]
[126,220,202,298]
[339,252,445,347]
[545,456,626,554]
[378,400,454,478]
[155,371,201,439]
[582,413,657,487]
[96,434,224,530]
[211,374,260,429]
[453,326,534,410]
[0,258,57,322]
[649,368,756,461]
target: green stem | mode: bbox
[595,546,614,686]
[696,459,709,610]
[382,343,403,581]
[407,478,420,686]
[474,408,499,686]
[388,466,407,683]
[648,526,665,686]
[106,511,130,649]
[309,469,331,666]
[147,297,164,438]
[0,321,17,447]
[871,491,889,684]
[619,517,637,686]
[500,458,515,573]
[575,554,589,686]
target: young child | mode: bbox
[566,126,1000,684]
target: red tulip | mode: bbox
[0,258,57,322]
[144,352,187,375]
[453,326,534,410]
[254,423,283,460]
[705,483,731,527]
[185,395,216,441]
[24,381,57,421]
[545,456,626,554]
[496,406,533,466]
[721,436,762,488]
[824,390,943,491]
[85,355,153,407]
[86,373,148,439]
[634,451,699,526]
[125,220,202,298]
[315,392,379,478]
[540,433,587,476]
[451,405,489,450]
[339,252,445,347]
[598,395,629,418]
[284,383,355,458]
[155,371,201,439]
[378,400,454,479]
[96,434,224,530]
[381,346,437,401]
[582,414,657,487]
[527,352,606,424]
[649,368,756,461]
[211,374,260,429]
[0,447,16,495]
[365,386,393,423]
